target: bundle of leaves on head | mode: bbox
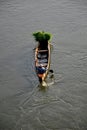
[32,31,52,43]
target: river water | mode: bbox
[0,0,87,130]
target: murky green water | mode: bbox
[0,0,87,129]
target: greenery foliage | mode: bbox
[32,31,52,42]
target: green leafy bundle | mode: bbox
[32,31,52,42]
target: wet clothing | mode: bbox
[36,66,46,74]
